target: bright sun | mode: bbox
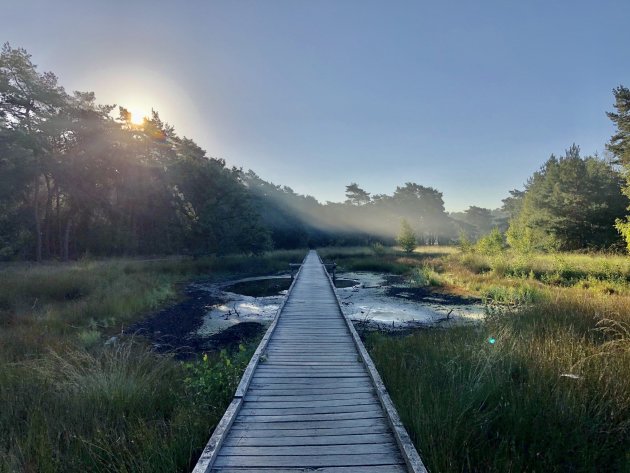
[129,109,147,125]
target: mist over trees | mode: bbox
[2,45,630,260]
[0,44,269,260]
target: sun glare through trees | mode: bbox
[2,2,630,473]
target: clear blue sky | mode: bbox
[4,0,630,210]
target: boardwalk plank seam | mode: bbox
[193,251,426,473]
[318,254,428,473]
[192,255,306,473]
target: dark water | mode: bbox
[334,278,359,289]
[225,276,358,297]
[225,278,292,297]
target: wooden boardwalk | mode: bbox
[193,251,426,473]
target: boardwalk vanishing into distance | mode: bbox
[193,250,426,473]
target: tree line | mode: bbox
[0,44,270,260]
[2,44,630,260]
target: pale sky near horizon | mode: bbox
[3,0,630,211]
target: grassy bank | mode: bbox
[4,246,629,472]
[0,250,305,472]
[318,245,456,274]
[346,246,630,472]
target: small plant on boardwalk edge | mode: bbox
[397,219,417,253]
[183,346,253,407]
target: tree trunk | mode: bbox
[33,176,42,262]
[63,215,72,262]
[56,185,62,258]
[44,174,52,258]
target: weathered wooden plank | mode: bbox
[251,376,368,382]
[249,377,372,385]
[238,404,382,417]
[264,359,360,364]
[218,442,399,457]
[265,348,357,353]
[223,432,395,447]
[319,254,428,473]
[255,365,365,371]
[254,369,366,376]
[256,364,364,370]
[261,356,361,363]
[227,424,392,438]
[245,386,375,396]
[213,453,404,468]
[244,392,376,402]
[273,326,348,330]
[191,398,242,473]
[230,417,388,430]
[194,251,423,473]
[267,342,352,346]
[247,381,373,390]
[210,466,407,473]
[242,397,379,408]
[256,365,364,371]
[236,410,385,423]
[266,353,357,357]
[265,356,359,360]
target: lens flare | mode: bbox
[130,109,147,125]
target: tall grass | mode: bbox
[0,250,304,472]
[451,251,630,292]
[367,292,630,472]
[362,246,630,472]
[318,245,446,274]
[0,342,254,472]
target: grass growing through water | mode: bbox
[0,250,305,472]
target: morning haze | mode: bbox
[2,2,630,472]
[4,0,630,210]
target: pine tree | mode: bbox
[607,86,630,251]
[397,219,416,253]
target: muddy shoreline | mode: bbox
[128,282,267,358]
[131,271,486,357]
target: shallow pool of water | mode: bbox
[336,272,485,329]
[195,272,485,337]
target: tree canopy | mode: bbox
[0,44,269,260]
[607,85,630,250]
[3,45,629,259]
[506,144,627,251]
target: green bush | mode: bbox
[183,346,254,406]
[615,218,630,253]
[397,219,417,253]
[370,242,386,256]
[506,222,536,255]
[475,228,505,256]
[458,231,474,253]
[409,265,443,287]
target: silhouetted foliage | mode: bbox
[5,45,627,260]
[0,44,270,260]
[345,183,371,206]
